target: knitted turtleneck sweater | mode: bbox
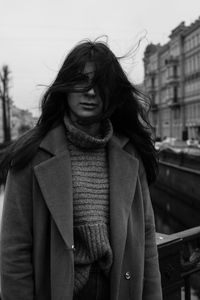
[63,115,113,294]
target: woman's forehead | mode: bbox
[82,62,95,79]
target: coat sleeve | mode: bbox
[139,167,163,300]
[0,166,34,300]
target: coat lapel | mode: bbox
[108,137,139,300]
[34,125,74,249]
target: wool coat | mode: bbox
[0,124,162,300]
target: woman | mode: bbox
[0,40,162,300]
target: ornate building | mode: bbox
[143,17,200,140]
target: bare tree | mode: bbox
[0,65,11,143]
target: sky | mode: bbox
[1,0,200,116]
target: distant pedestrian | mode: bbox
[0,39,162,300]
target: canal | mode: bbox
[150,183,200,234]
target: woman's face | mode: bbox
[67,62,103,123]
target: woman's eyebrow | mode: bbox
[83,70,95,78]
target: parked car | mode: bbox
[155,138,177,151]
[155,141,162,150]
[162,137,177,146]
[186,139,199,147]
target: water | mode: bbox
[150,184,200,233]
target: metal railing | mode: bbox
[172,227,200,300]
[157,226,200,300]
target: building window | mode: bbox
[185,60,189,75]
[198,103,200,118]
[195,55,198,72]
[191,37,193,49]
[174,86,178,102]
[174,109,180,119]
[188,58,192,74]
[194,35,198,47]
[173,65,177,77]
[151,77,155,88]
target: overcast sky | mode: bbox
[1,0,200,116]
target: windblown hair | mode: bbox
[0,39,158,184]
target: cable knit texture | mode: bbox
[63,115,113,294]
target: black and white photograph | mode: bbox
[0,0,200,299]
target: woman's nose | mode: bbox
[85,88,96,98]
[87,88,95,96]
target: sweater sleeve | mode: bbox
[0,166,34,300]
[139,166,163,300]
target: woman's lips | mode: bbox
[80,102,97,109]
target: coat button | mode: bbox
[71,245,76,251]
[124,271,131,280]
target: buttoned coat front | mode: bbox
[0,124,162,300]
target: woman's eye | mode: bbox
[76,74,89,82]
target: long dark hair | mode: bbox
[0,39,158,184]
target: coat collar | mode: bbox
[38,123,130,155]
[34,124,139,298]
[39,123,69,155]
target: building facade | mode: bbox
[11,106,35,140]
[143,17,200,140]
[0,103,35,143]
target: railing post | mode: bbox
[157,233,183,300]
[184,277,191,300]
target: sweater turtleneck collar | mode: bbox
[63,114,113,149]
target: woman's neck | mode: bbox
[70,118,101,137]
[64,114,113,149]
